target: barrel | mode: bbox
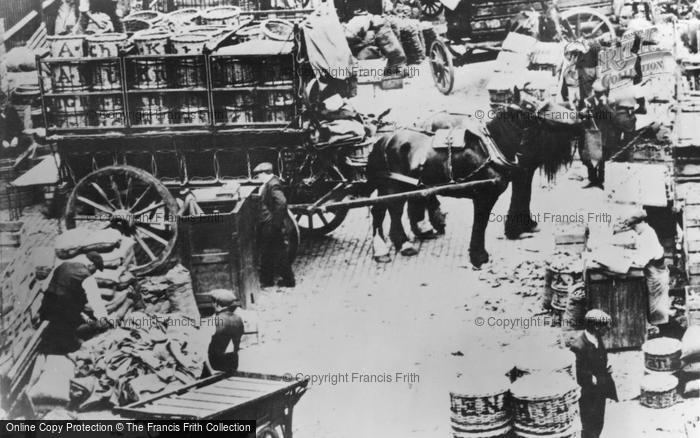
[164,8,200,32]
[201,6,241,27]
[50,61,87,92]
[135,94,170,126]
[87,33,127,91]
[261,56,293,85]
[511,373,581,435]
[218,58,256,87]
[52,96,88,128]
[171,33,209,88]
[178,106,209,125]
[95,95,124,127]
[132,31,170,89]
[48,34,85,58]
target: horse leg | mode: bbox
[371,203,391,263]
[505,167,539,239]
[388,200,417,256]
[407,198,437,240]
[426,195,447,235]
[469,193,499,268]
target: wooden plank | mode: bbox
[687,227,700,252]
[177,392,252,405]
[209,382,267,394]
[159,396,225,410]
[189,386,258,398]
[686,205,700,227]
[213,379,286,392]
[149,401,215,416]
[126,405,200,419]
[222,376,288,387]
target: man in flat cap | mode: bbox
[39,252,109,354]
[254,162,295,288]
[207,289,244,374]
[570,309,618,438]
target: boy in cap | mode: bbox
[39,252,109,354]
[570,309,618,438]
[207,289,244,374]
[254,162,295,288]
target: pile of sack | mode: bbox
[49,227,139,324]
[682,326,700,397]
[137,264,200,321]
[344,13,426,75]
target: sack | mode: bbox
[581,120,603,166]
[684,379,700,398]
[682,326,700,362]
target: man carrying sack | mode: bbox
[254,162,296,288]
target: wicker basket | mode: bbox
[514,347,576,382]
[452,423,512,438]
[515,421,581,438]
[563,283,586,331]
[450,374,512,432]
[640,373,678,409]
[642,337,682,373]
[511,374,581,435]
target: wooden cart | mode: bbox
[115,371,309,438]
[428,0,617,94]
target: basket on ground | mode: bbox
[640,373,678,408]
[511,373,581,435]
[642,337,682,372]
[450,373,512,433]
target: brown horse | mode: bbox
[366,92,582,267]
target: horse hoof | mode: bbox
[470,251,489,267]
[374,255,392,263]
[400,242,419,256]
[434,227,445,235]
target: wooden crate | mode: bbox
[179,192,260,315]
[687,286,700,327]
[585,268,648,350]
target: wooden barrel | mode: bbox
[171,33,209,88]
[135,94,170,126]
[87,33,127,91]
[95,95,124,127]
[219,58,256,87]
[642,337,682,373]
[132,31,170,89]
[201,6,241,27]
[50,61,88,92]
[450,374,512,434]
[48,34,85,58]
[52,96,88,128]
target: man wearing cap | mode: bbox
[207,289,244,374]
[254,162,295,288]
[39,252,109,354]
[570,309,618,438]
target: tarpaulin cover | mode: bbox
[302,13,354,80]
[11,155,60,187]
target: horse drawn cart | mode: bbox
[427,0,617,94]
[115,371,309,438]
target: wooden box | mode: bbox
[585,268,648,351]
[179,193,260,316]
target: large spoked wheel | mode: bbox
[560,8,617,43]
[64,165,179,276]
[419,0,444,18]
[430,39,455,95]
[293,206,349,237]
[285,210,301,262]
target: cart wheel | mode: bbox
[64,165,179,276]
[257,425,280,438]
[419,0,444,19]
[285,210,300,263]
[293,207,349,237]
[429,39,455,95]
[560,8,617,43]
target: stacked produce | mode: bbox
[542,251,583,320]
[385,17,425,65]
[68,312,204,409]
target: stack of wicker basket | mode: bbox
[640,337,682,408]
[511,373,581,438]
[450,373,513,438]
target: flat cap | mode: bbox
[208,289,240,306]
[252,162,274,175]
[585,309,612,325]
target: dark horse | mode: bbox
[366,92,583,267]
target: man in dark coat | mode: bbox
[0,92,24,158]
[39,252,107,354]
[254,162,295,288]
[207,289,245,374]
[570,309,618,438]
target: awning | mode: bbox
[11,155,60,187]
